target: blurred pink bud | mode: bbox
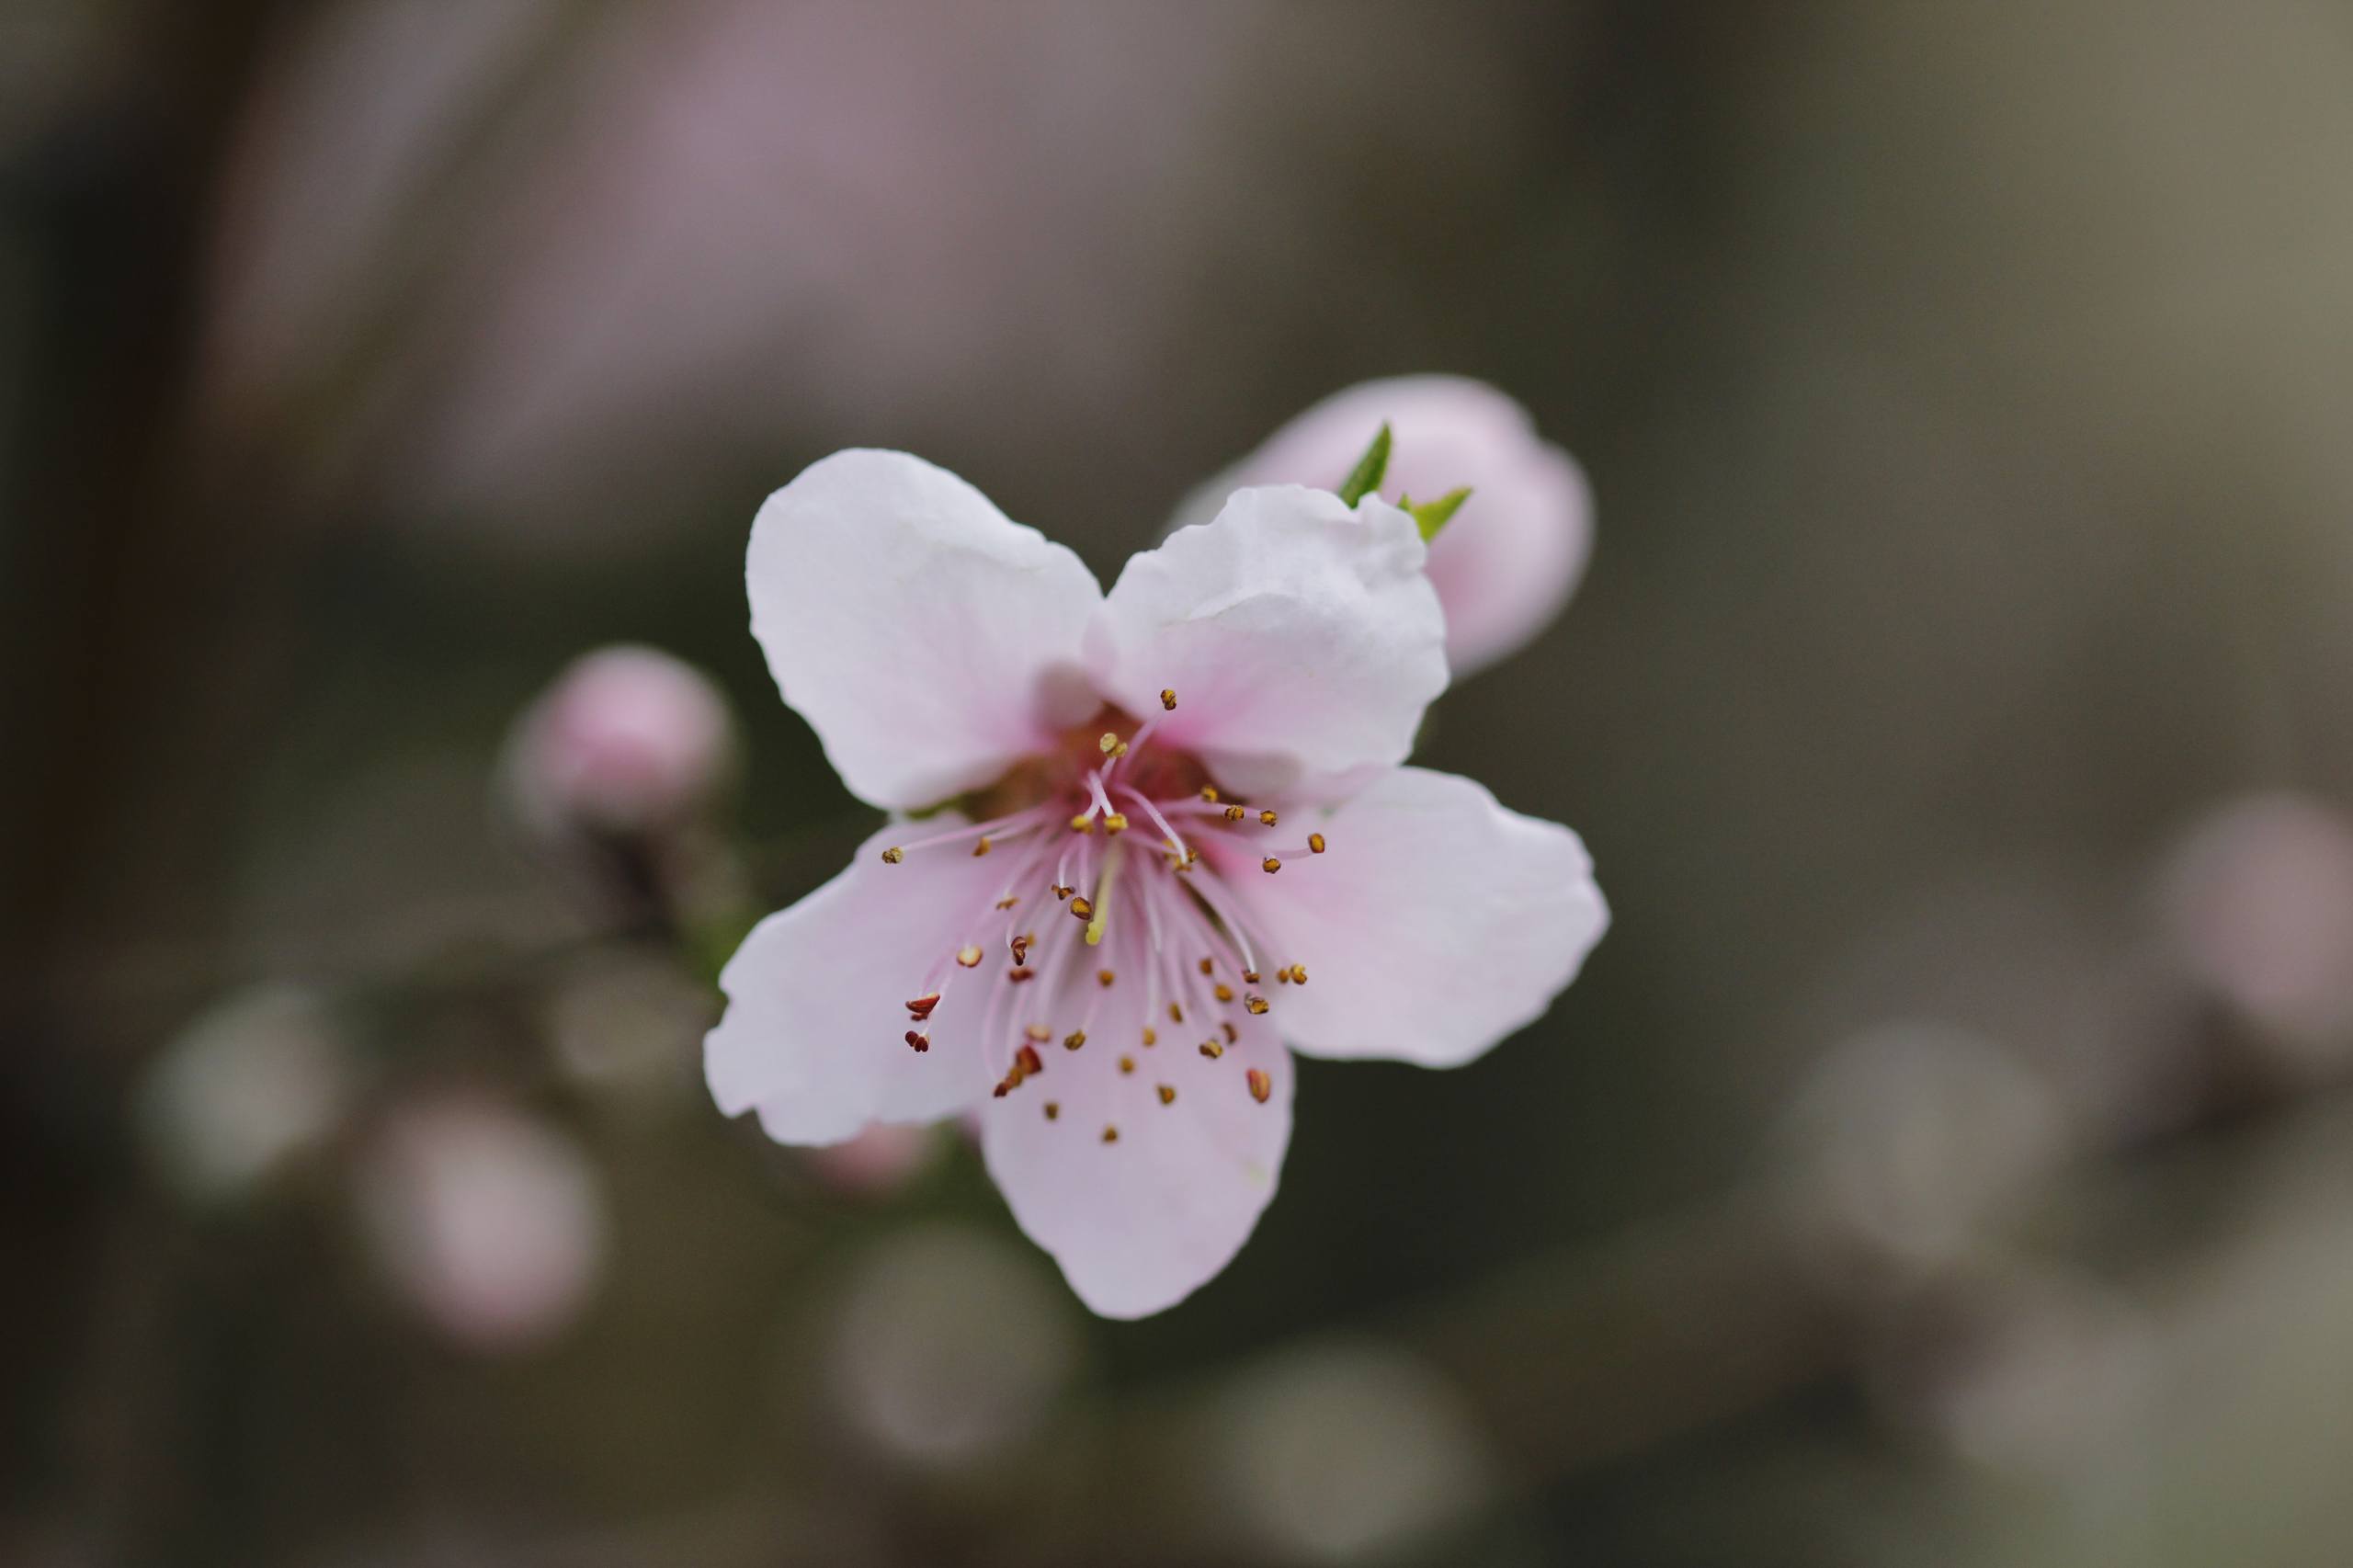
[502,645,736,837]
[801,1122,940,1199]
[355,1097,606,1353]
[2157,792,2353,1064]
[1176,376,1594,676]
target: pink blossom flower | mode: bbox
[706,450,1608,1316]
[1175,377,1595,677]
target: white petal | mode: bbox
[749,449,1102,811]
[1087,485,1447,799]
[705,820,1010,1143]
[1225,767,1607,1067]
[1173,376,1594,676]
[979,998,1292,1320]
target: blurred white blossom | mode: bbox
[1210,1337,1494,1564]
[825,1224,1079,1470]
[135,984,355,1206]
[1775,1020,2073,1279]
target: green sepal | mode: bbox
[1400,485,1472,541]
[1336,422,1392,506]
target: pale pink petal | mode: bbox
[978,999,1292,1319]
[1174,376,1594,676]
[749,449,1102,811]
[1086,485,1446,799]
[1222,767,1607,1067]
[706,820,1010,1142]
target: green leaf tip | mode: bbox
[1404,486,1472,541]
[1336,422,1392,507]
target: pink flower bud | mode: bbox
[1176,377,1594,676]
[502,645,736,837]
[355,1097,607,1353]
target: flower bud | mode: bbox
[136,984,354,1206]
[354,1097,607,1353]
[1175,376,1593,676]
[501,645,736,839]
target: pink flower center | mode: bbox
[881,689,1313,1136]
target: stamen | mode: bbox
[1261,857,1280,874]
[1200,786,1220,802]
[1168,1003,1185,1023]
[1069,813,1096,834]
[1161,688,1177,710]
[1225,805,1246,823]
[1247,1068,1272,1103]
[906,994,940,1020]
[1026,1024,1052,1043]
[1017,1043,1044,1077]
[881,846,904,864]
[1291,963,1309,985]
[1010,933,1032,965]
[1309,833,1326,854]
[1101,1125,1120,1143]
[1063,1029,1087,1051]
[1119,1055,1136,1075]
[1102,812,1130,834]
[1199,1040,1224,1059]
[1067,896,1094,922]
[1245,994,1269,1015]
[1222,1021,1239,1043]
[957,946,983,968]
[1258,810,1279,826]
[1199,958,1215,976]
[1044,1101,1060,1120]
[904,1030,929,1052]
[972,835,992,857]
[1157,1084,1176,1105]
[1008,966,1036,983]
[1097,968,1116,987]
[1142,1026,1158,1047]
[996,896,1019,910]
[1214,983,1234,1003]
[1098,732,1120,755]
[1243,970,1260,984]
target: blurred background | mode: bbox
[8,1,2353,1562]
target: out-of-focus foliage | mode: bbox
[9,1,2353,1563]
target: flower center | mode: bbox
[880,688,1314,1139]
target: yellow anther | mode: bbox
[1290,964,1308,985]
[1054,884,1075,900]
[1245,994,1269,1015]
[1242,970,1261,983]
[1044,1101,1060,1120]
[1101,1125,1120,1144]
[1247,1068,1272,1103]
[1157,1084,1177,1105]
[1161,688,1177,710]
[1199,957,1215,976]
[1119,1055,1136,1075]
[1070,813,1097,834]
[1097,968,1116,987]
[1026,1024,1052,1042]
[972,835,992,857]
[1258,809,1278,826]
[1168,1002,1184,1023]
[957,945,983,968]
[1103,812,1130,834]
[1214,983,1234,1003]
[995,895,1019,910]
[1261,857,1281,874]
[1199,1040,1224,1060]
[1308,832,1326,854]
[1064,1029,1087,1051]
[1222,1021,1239,1043]
[1199,786,1220,802]
[881,846,904,864]
[1068,896,1094,921]
[1099,732,1120,754]
[1142,1026,1158,1047]
[1224,804,1246,822]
